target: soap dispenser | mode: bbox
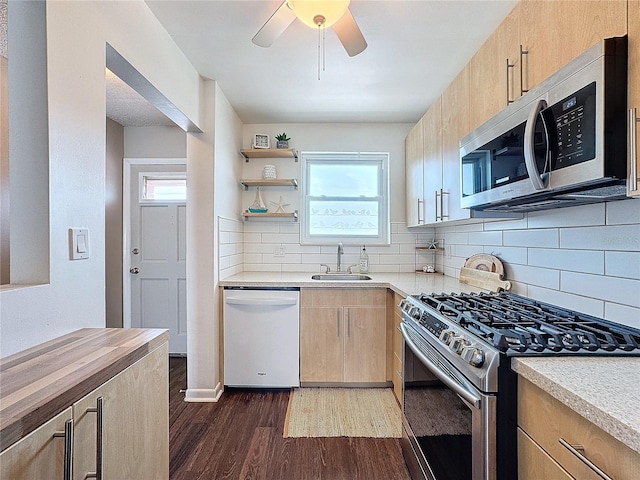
[359,246,369,274]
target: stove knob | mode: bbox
[409,307,421,320]
[449,337,469,354]
[439,330,456,344]
[461,345,485,367]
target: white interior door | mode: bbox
[127,162,187,354]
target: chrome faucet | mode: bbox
[337,242,344,272]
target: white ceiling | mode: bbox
[108,0,519,127]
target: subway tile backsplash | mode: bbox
[436,199,640,329]
[218,198,640,329]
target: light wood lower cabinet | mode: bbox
[0,408,72,480]
[392,292,404,404]
[518,377,640,480]
[73,342,169,479]
[517,428,573,480]
[300,289,386,384]
[0,342,169,480]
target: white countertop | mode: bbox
[219,271,483,297]
[512,357,640,455]
[221,271,640,455]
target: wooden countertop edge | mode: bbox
[0,328,169,452]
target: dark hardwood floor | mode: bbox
[169,357,411,480]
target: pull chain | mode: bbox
[317,25,321,80]
[315,15,327,80]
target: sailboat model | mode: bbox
[248,187,268,213]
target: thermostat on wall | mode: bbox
[69,228,89,260]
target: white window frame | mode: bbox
[138,172,187,203]
[300,151,390,246]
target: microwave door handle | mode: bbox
[524,99,550,191]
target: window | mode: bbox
[301,152,389,245]
[139,173,187,202]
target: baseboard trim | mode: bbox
[184,384,223,402]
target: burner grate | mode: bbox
[416,292,640,354]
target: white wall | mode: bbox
[0,0,202,357]
[105,118,124,329]
[124,126,187,158]
[185,81,243,402]
[243,123,412,222]
[239,123,415,273]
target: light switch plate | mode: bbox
[69,228,90,260]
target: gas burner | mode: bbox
[410,292,640,355]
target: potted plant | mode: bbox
[275,132,291,149]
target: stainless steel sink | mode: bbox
[311,274,372,281]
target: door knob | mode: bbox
[129,267,140,274]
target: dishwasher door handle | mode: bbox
[225,297,298,306]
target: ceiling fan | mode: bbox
[252,0,367,57]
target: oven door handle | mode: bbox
[401,323,482,409]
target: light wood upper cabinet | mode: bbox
[300,289,387,384]
[519,0,628,91]
[405,118,425,226]
[0,408,72,480]
[469,4,520,131]
[441,66,471,222]
[629,0,640,197]
[469,0,627,132]
[422,98,443,224]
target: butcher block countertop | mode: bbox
[0,328,169,452]
[512,357,640,455]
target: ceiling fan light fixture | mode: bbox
[287,0,350,29]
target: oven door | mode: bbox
[400,322,496,480]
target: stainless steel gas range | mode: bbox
[398,291,640,480]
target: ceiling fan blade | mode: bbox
[332,8,367,57]
[252,1,297,48]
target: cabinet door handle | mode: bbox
[347,309,351,337]
[630,108,639,193]
[558,438,612,480]
[86,396,104,480]
[520,45,529,96]
[435,189,449,221]
[53,419,74,480]
[417,198,424,224]
[337,309,341,337]
[506,58,515,105]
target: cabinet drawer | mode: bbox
[517,428,573,480]
[301,288,386,307]
[518,378,639,480]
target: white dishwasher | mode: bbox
[223,287,300,388]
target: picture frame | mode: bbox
[253,134,270,149]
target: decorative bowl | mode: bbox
[248,207,268,213]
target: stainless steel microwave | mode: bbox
[460,37,627,212]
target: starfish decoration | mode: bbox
[269,196,290,213]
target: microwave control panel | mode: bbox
[550,82,596,169]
